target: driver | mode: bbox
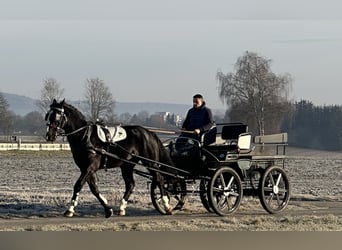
[181,94,214,141]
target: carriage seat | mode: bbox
[200,125,217,146]
[207,123,247,149]
[221,123,248,142]
[203,123,249,159]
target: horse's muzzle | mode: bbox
[46,125,58,142]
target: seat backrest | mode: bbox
[201,126,217,145]
[237,133,252,150]
[221,124,248,140]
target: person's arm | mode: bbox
[200,108,214,133]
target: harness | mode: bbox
[84,123,128,170]
[96,124,127,143]
[46,105,127,170]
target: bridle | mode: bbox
[45,106,89,138]
[45,106,68,136]
[45,106,87,138]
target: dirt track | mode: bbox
[1,148,342,230]
[1,199,342,230]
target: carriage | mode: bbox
[45,100,290,217]
[144,123,291,216]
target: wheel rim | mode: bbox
[259,166,290,213]
[150,180,187,214]
[208,167,242,216]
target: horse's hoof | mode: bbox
[118,209,126,216]
[165,208,173,215]
[64,210,74,218]
[105,208,113,218]
[174,201,186,211]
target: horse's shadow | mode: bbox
[0,202,161,219]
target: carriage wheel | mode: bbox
[259,165,291,214]
[150,179,187,215]
[207,167,243,216]
[199,179,213,213]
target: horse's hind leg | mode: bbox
[87,173,113,218]
[118,164,135,216]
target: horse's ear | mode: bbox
[61,99,65,106]
[52,99,57,105]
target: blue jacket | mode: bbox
[182,102,214,133]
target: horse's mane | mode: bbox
[63,102,87,121]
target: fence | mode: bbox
[0,142,70,151]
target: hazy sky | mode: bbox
[1,0,342,109]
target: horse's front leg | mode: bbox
[118,164,135,216]
[87,172,113,218]
[64,172,86,218]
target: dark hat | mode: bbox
[193,94,203,99]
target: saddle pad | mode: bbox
[96,125,127,143]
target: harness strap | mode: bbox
[61,125,89,137]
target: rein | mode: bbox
[61,125,90,137]
[93,142,191,177]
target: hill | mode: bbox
[1,92,39,116]
[1,92,224,117]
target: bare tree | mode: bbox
[0,92,9,119]
[216,51,292,135]
[0,93,14,134]
[118,112,132,124]
[37,77,65,114]
[84,78,115,122]
[22,111,46,135]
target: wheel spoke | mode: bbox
[230,191,240,197]
[263,187,273,192]
[275,194,281,206]
[208,167,242,216]
[212,187,223,193]
[269,172,276,186]
[264,180,287,209]
[267,192,274,203]
[218,196,228,209]
[260,166,290,214]
[226,176,234,190]
[275,173,282,186]
[219,174,226,189]
[151,180,187,215]
[277,188,288,194]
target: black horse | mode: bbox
[45,99,176,217]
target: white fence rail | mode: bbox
[0,142,70,151]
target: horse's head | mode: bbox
[45,99,68,142]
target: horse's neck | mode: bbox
[64,108,88,134]
[64,115,90,150]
